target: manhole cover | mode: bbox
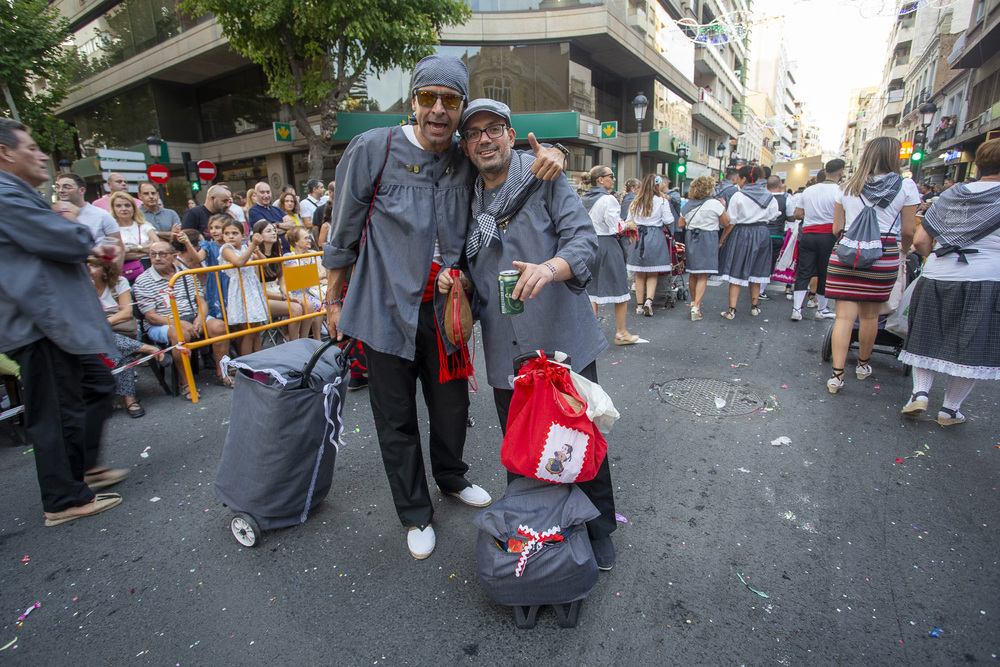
[652,378,773,416]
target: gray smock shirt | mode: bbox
[466,165,608,389]
[322,125,474,360]
[0,170,115,356]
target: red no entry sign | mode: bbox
[197,159,217,181]
[147,164,170,184]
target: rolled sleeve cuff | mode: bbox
[322,245,358,270]
[556,250,592,294]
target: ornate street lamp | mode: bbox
[632,92,648,178]
[146,132,161,163]
[716,142,727,178]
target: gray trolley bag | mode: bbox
[474,478,600,628]
[215,338,350,547]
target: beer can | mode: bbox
[498,270,523,316]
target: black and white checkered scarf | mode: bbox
[467,152,544,258]
[921,182,1000,258]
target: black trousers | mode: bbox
[492,361,617,541]
[364,300,470,528]
[794,232,837,293]
[769,235,784,276]
[9,338,115,512]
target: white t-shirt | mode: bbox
[835,176,920,235]
[798,182,839,227]
[627,196,674,227]
[228,203,246,223]
[119,221,157,246]
[920,181,1000,282]
[727,191,780,225]
[76,203,119,243]
[683,199,726,231]
[589,194,622,236]
[99,276,131,315]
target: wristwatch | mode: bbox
[553,143,570,157]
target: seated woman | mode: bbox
[283,226,326,341]
[111,191,159,283]
[89,261,163,418]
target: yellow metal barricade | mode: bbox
[167,251,326,402]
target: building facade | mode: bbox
[54,0,766,205]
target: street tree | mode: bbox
[0,0,82,155]
[179,0,472,179]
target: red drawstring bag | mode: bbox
[501,355,607,484]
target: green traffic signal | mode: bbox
[677,163,687,174]
[191,181,201,192]
[911,150,923,162]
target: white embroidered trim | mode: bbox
[839,238,884,250]
[897,352,1000,380]
[588,294,632,304]
[626,264,674,272]
[718,274,771,287]
[514,524,563,578]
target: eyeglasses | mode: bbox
[413,89,466,111]
[461,123,507,144]
[601,172,615,179]
[149,251,174,258]
[55,184,80,191]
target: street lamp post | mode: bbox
[915,101,937,183]
[716,142,726,180]
[146,132,164,199]
[632,92,648,180]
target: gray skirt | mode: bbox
[626,225,673,272]
[589,235,631,303]
[717,223,772,286]
[684,228,719,274]
[898,278,1000,379]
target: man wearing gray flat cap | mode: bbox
[438,99,619,571]
[323,54,567,560]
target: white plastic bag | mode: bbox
[885,277,919,338]
[568,371,620,435]
[880,257,907,315]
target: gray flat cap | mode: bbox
[460,99,513,131]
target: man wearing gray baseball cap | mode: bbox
[322,55,567,560]
[439,99,619,571]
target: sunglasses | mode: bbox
[413,89,466,111]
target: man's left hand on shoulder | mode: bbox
[528,133,566,181]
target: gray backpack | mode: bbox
[836,187,899,270]
[474,477,600,608]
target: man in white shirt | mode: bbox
[299,179,327,227]
[791,159,844,320]
[91,172,142,212]
[55,173,121,245]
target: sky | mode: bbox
[750,0,897,152]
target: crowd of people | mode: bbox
[1,53,996,586]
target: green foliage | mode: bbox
[0,0,81,154]
[177,0,470,175]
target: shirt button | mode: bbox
[433,156,439,162]
[435,182,439,187]
[512,341,517,346]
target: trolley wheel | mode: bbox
[821,324,833,362]
[231,513,261,547]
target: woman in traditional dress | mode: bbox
[582,165,638,345]
[825,137,918,393]
[898,138,1000,424]
[678,175,730,321]
[626,174,675,317]
[717,165,778,319]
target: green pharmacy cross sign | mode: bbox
[274,122,293,143]
[601,121,617,139]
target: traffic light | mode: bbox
[677,146,687,175]
[912,129,926,163]
[191,181,201,193]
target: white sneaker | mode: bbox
[816,308,836,320]
[407,525,436,559]
[791,308,802,321]
[806,297,818,308]
[446,484,492,507]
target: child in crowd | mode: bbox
[254,220,309,341]
[283,227,325,341]
[199,214,231,320]
[219,219,268,360]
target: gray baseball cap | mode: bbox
[460,99,512,132]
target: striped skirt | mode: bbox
[825,236,899,302]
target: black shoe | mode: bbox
[347,376,369,391]
[591,535,616,571]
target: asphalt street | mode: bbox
[1,281,998,666]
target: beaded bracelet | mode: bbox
[325,298,343,307]
[543,262,557,278]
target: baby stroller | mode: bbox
[659,228,688,308]
[215,338,351,546]
[820,252,922,376]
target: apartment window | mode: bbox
[197,67,279,142]
[68,83,158,156]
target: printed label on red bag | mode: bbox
[534,422,590,483]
